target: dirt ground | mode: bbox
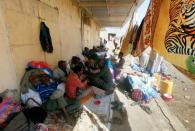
[110,54,195,131]
[165,62,195,131]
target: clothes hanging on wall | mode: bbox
[39,22,53,53]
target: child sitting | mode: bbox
[65,62,88,100]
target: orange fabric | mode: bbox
[80,93,94,105]
[65,73,87,99]
[132,0,162,56]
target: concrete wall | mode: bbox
[0,0,100,93]
[83,20,100,49]
[0,3,18,93]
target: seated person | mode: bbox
[65,62,88,100]
[69,56,83,71]
[53,60,69,81]
[116,52,125,69]
[88,46,99,57]
[84,57,99,73]
[88,59,114,93]
[113,52,125,79]
[92,46,98,52]
[82,47,90,58]
[113,40,118,52]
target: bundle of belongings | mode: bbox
[119,71,158,114]
[0,97,21,129]
[20,61,80,116]
[120,50,169,114]
[20,61,63,108]
[0,96,48,131]
[123,49,170,104]
[123,73,159,103]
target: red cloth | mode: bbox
[28,61,51,70]
[0,97,21,128]
[131,89,143,102]
[65,73,87,99]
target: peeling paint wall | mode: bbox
[0,0,100,92]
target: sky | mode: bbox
[136,0,150,25]
[100,0,150,39]
[120,0,150,36]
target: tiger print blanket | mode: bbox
[165,0,195,56]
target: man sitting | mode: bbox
[53,60,69,82]
[88,59,114,94]
[82,47,90,58]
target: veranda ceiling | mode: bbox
[76,0,144,27]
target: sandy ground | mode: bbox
[165,62,195,131]
[110,54,194,131]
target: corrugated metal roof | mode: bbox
[77,0,139,27]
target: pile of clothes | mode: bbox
[0,96,48,131]
[123,73,158,103]
[121,49,170,104]
[20,61,65,110]
[0,97,21,129]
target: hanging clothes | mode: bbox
[131,0,163,56]
[120,13,135,56]
[39,22,53,53]
[132,20,144,51]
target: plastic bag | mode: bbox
[21,89,42,108]
[143,87,158,101]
